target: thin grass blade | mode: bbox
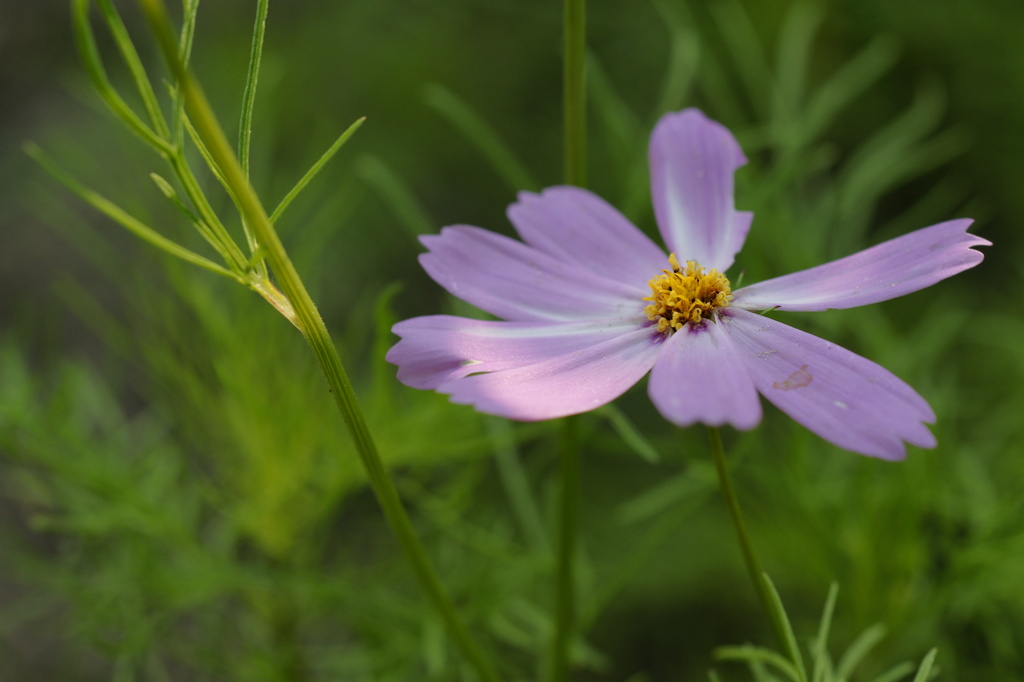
[835,623,887,680]
[811,583,839,682]
[911,649,938,682]
[27,143,239,280]
[715,644,802,682]
[95,0,170,139]
[71,0,171,155]
[355,154,435,240]
[422,83,539,192]
[270,117,366,224]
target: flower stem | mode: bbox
[548,2,586,680]
[706,427,806,679]
[548,416,581,682]
[134,2,501,680]
[563,0,587,187]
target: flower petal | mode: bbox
[419,226,643,322]
[647,320,762,430]
[508,186,667,287]
[649,109,753,272]
[732,219,989,312]
[435,326,663,421]
[387,315,645,389]
[723,309,936,459]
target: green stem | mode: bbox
[563,0,587,187]
[135,2,501,680]
[238,0,268,179]
[547,3,586,680]
[706,427,805,679]
[547,416,580,682]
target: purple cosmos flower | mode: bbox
[386,109,989,459]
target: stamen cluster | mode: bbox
[644,254,732,333]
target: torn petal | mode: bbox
[723,309,936,459]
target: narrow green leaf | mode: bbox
[773,2,824,120]
[911,649,938,682]
[270,117,366,224]
[356,154,435,240]
[71,0,172,155]
[148,172,225,253]
[95,0,170,139]
[708,0,774,113]
[585,52,650,216]
[615,462,715,525]
[488,418,548,551]
[582,495,706,630]
[803,38,899,143]
[422,83,539,192]
[867,661,916,682]
[149,172,176,199]
[171,0,201,143]
[182,113,234,201]
[28,143,239,281]
[650,0,701,116]
[596,404,660,463]
[238,0,269,179]
[761,572,809,682]
[812,583,839,682]
[835,624,887,680]
[715,644,801,682]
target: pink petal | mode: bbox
[387,314,645,390]
[647,319,762,430]
[649,109,753,272]
[420,226,643,322]
[436,326,664,421]
[732,219,989,312]
[508,186,667,287]
[723,309,936,459]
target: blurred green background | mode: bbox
[1,0,1021,680]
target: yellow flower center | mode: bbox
[643,254,733,333]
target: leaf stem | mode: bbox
[134,1,501,679]
[706,426,808,682]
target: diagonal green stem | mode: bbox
[548,2,587,681]
[706,427,807,681]
[134,2,501,680]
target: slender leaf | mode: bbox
[238,0,269,178]
[868,661,916,682]
[27,143,239,281]
[715,644,802,682]
[911,649,938,682]
[812,583,839,682]
[270,117,365,223]
[71,0,171,155]
[761,572,809,682]
[835,624,887,680]
[95,0,170,139]
[596,405,661,464]
[356,154,435,240]
[422,83,539,192]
